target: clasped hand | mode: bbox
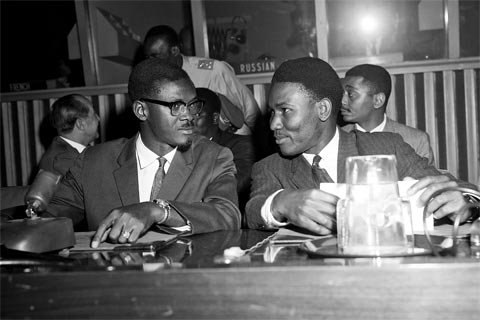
[91,202,163,248]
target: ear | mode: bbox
[316,98,333,122]
[75,118,86,131]
[373,92,386,110]
[133,100,148,121]
[171,45,181,56]
[212,112,219,125]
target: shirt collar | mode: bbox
[355,113,387,132]
[60,136,86,153]
[303,127,340,165]
[135,134,176,169]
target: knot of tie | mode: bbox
[311,154,333,184]
[312,154,322,168]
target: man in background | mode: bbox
[195,87,255,223]
[142,25,260,135]
[341,64,435,165]
[38,94,99,176]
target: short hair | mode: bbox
[50,94,91,134]
[345,64,392,107]
[143,25,179,47]
[196,87,221,114]
[272,57,344,115]
[128,57,192,101]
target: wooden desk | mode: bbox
[2,230,480,319]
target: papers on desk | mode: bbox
[70,231,178,252]
[270,226,332,245]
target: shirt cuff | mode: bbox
[260,189,290,228]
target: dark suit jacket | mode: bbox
[47,134,241,234]
[38,136,81,176]
[342,117,435,166]
[212,130,254,195]
[246,129,442,229]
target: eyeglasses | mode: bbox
[140,98,204,116]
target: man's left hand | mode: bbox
[406,175,469,222]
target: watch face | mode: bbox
[154,199,169,208]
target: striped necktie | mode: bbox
[312,154,334,186]
[150,157,167,200]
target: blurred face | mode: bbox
[268,82,323,156]
[194,109,214,136]
[142,79,197,150]
[80,98,99,144]
[218,112,238,133]
[143,36,179,65]
[341,76,375,123]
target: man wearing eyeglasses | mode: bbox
[46,58,241,247]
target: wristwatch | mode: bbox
[152,199,171,225]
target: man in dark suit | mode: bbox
[340,64,435,165]
[47,58,241,247]
[38,94,99,176]
[195,87,255,222]
[246,57,475,234]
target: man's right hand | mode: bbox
[271,189,339,235]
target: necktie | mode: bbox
[150,157,167,200]
[312,155,334,185]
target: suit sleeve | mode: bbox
[212,61,260,131]
[168,147,242,234]
[417,132,435,167]
[245,159,283,229]
[44,153,86,228]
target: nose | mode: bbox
[178,106,194,121]
[341,91,348,107]
[269,112,282,131]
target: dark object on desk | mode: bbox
[1,217,75,253]
[0,170,75,253]
[0,245,76,267]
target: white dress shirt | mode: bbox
[260,127,340,228]
[136,135,176,202]
[355,114,387,132]
[60,136,87,153]
[135,135,190,232]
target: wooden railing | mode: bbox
[1,57,479,187]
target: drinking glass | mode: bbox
[337,155,413,255]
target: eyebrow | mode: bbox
[344,84,358,91]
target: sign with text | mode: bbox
[232,60,276,75]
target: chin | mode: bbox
[177,138,193,152]
[278,144,299,157]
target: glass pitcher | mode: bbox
[337,155,413,255]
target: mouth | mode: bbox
[274,132,289,144]
[340,107,351,115]
[179,126,194,135]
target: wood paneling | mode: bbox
[1,59,479,186]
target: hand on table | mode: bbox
[271,189,338,235]
[405,175,469,222]
[91,202,164,248]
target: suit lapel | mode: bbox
[113,136,140,205]
[156,145,193,200]
[290,155,317,189]
[337,129,359,183]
